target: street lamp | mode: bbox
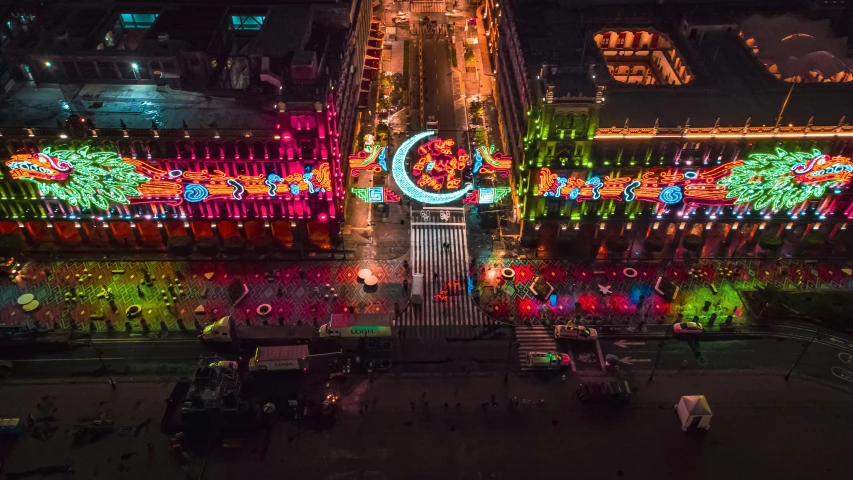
[44,61,52,68]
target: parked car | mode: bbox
[393,17,409,25]
[525,351,571,369]
[577,380,632,405]
[555,325,598,340]
[673,321,704,334]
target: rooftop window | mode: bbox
[121,13,158,29]
[232,15,265,31]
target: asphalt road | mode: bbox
[421,37,457,138]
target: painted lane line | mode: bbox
[831,366,853,384]
[613,340,646,348]
[619,357,652,364]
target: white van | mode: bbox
[411,273,424,305]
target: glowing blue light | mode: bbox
[265,173,283,196]
[368,186,384,203]
[290,184,300,195]
[391,130,473,204]
[569,188,580,200]
[659,186,683,205]
[591,183,603,200]
[183,184,209,203]
[479,187,495,204]
[624,180,641,202]
[549,294,557,306]
[378,147,388,171]
[472,148,483,173]
[168,170,183,178]
[683,171,698,179]
[226,179,245,200]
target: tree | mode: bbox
[197,236,219,257]
[167,235,193,257]
[375,123,391,143]
[758,234,783,251]
[0,233,26,257]
[468,100,484,120]
[605,235,629,254]
[802,231,823,250]
[377,95,391,111]
[644,235,665,253]
[682,234,704,253]
[473,127,487,145]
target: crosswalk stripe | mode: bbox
[398,210,492,339]
[515,326,559,371]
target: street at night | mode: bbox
[2,0,853,478]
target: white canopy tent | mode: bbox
[676,395,712,431]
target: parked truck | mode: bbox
[248,345,309,372]
[200,316,315,346]
[0,326,72,353]
[318,313,392,339]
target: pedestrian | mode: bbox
[490,393,496,404]
[137,285,144,297]
[410,401,415,411]
[421,388,427,399]
[423,401,428,411]
[444,402,449,413]
[277,287,283,297]
[26,414,35,426]
[538,399,545,408]
[364,403,369,413]
[456,402,461,411]
[359,408,364,417]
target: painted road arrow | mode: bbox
[614,340,646,349]
[619,357,652,365]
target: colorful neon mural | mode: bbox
[6,146,332,210]
[348,145,387,177]
[463,187,512,205]
[412,138,468,190]
[351,186,401,203]
[537,149,853,210]
[472,145,512,177]
[391,131,473,204]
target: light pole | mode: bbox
[784,330,819,381]
[648,326,669,382]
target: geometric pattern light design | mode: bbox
[348,145,387,177]
[463,187,512,205]
[6,146,332,209]
[351,186,401,203]
[391,130,473,204]
[537,148,853,210]
[472,144,512,177]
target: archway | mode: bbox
[191,221,214,238]
[237,141,250,159]
[164,220,188,238]
[217,220,240,240]
[137,220,163,246]
[207,141,221,159]
[81,221,108,246]
[25,221,53,245]
[266,141,280,159]
[307,220,331,249]
[54,221,82,245]
[271,221,294,248]
[109,221,136,246]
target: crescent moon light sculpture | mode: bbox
[392,130,473,204]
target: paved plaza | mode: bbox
[2,259,406,332]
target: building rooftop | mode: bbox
[509,0,853,127]
[0,84,277,131]
[141,6,226,53]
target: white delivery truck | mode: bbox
[318,313,392,339]
[248,345,309,372]
[200,316,315,346]
[410,273,424,305]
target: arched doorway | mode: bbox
[271,221,294,248]
[307,220,331,249]
[191,221,214,238]
[137,220,163,246]
[109,221,136,246]
[54,221,82,245]
[82,221,109,246]
[25,221,53,245]
[217,220,240,240]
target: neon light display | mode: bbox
[351,186,401,203]
[412,138,468,190]
[7,146,332,209]
[472,145,512,177]
[348,145,387,177]
[391,131,473,204]
[536,149,853,210]
[463,187,512,205]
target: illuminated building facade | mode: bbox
[497,0,853,254]
[0,0,376,252]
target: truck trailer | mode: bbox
[318,313,392,339]
[248,345,309,372]
[200,316,315,346]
